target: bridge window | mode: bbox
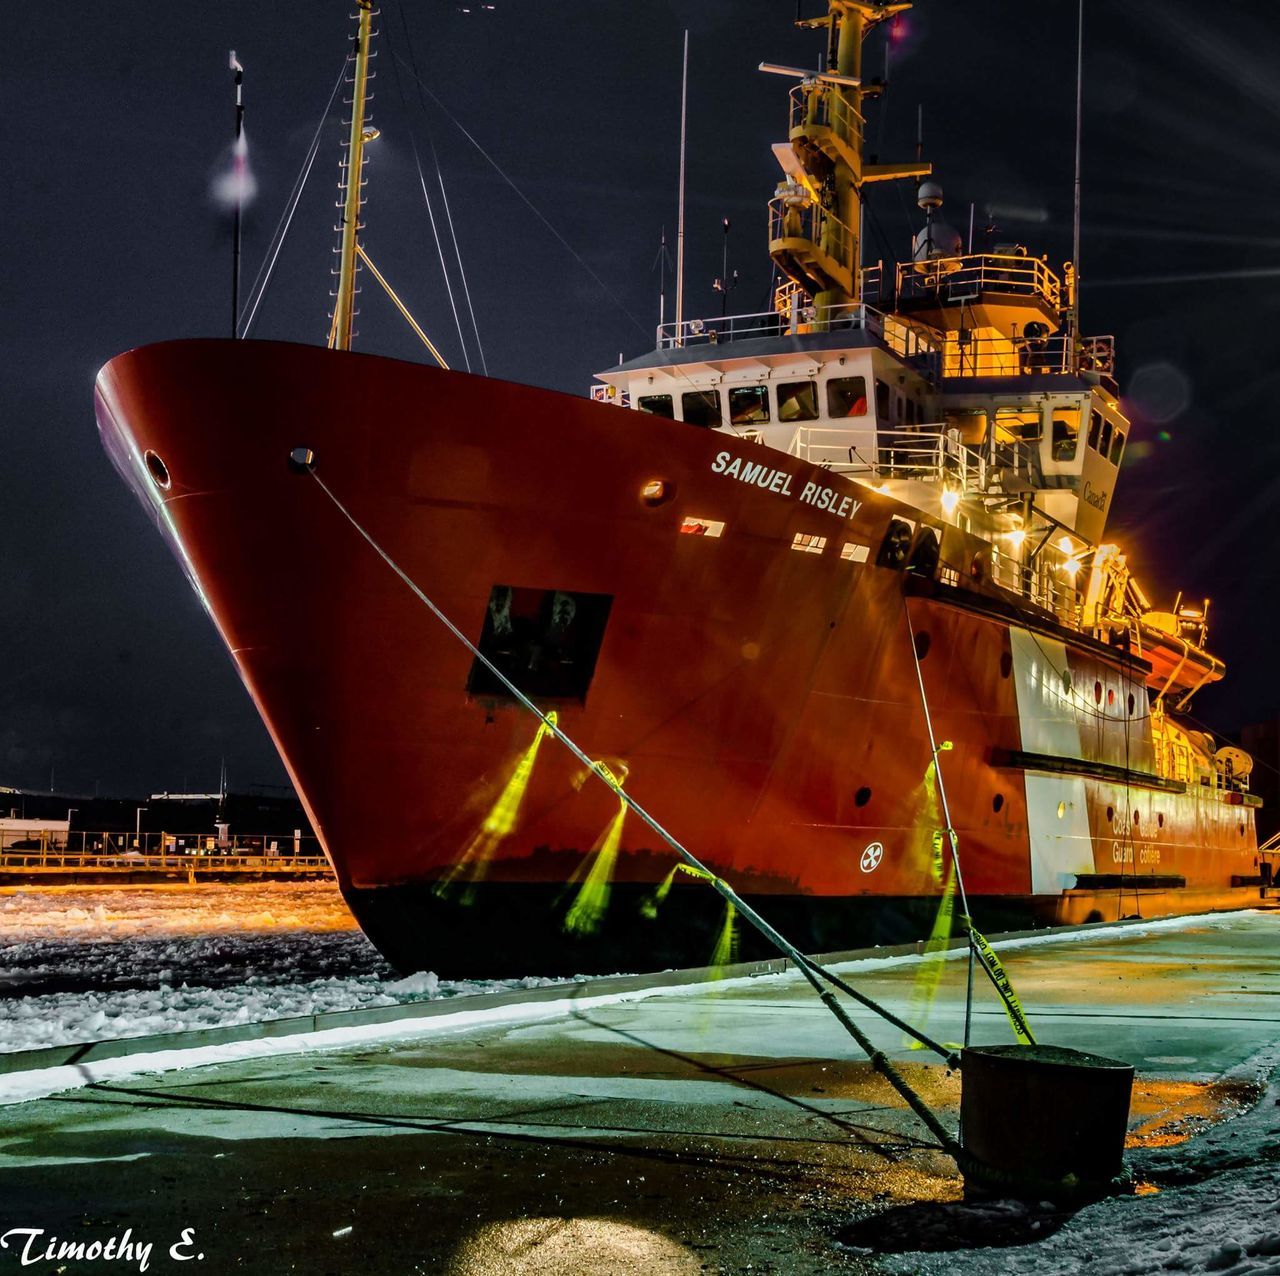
[1052,412,1079,462]
[1088,410,1103,451]
[681,390,720,427]
[728,385,770,425]
[992,407,1041,443]
[638,394,674,418]
[1109,428,1126,465]
[827,376,868,418]
[1099,417,1114,459]
[777,380,819,422]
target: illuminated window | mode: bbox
[827,376,868,418]
[728,385,770,425]
[1052,411,1080,462]
[1088,410,1103,451]
[638,394,674,418]
[681,390,720,427]
[840,542,870,562]
[777,380,819,422]
[680,517,725,537]
[792,533,827,554]
[992,406,1042,443]
[1109,429,1126,465]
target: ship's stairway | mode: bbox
[786,81,864,178]
[769,190,854,299]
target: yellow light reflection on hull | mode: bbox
[435,713,557,903]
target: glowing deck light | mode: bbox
[1057,535,1075,555]
[940,487,960,516]
[1062,556,1082,578]
[1006,528,1026,548]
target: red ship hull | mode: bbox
[94,340,1262,975]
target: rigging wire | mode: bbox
[384,17,472,371]
[395,5,487,374]
[240,57,349,339]
[389,49,655,344]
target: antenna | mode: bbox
[915,103,923,163]
[1071,0,1084,332]
[652,226,672,330]
[230,51,245,339]
[675,30,689,343]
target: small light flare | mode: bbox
[1062,556,1082,578]
[212,130,258,211]
[1057,535,1074,555]
[940,487,960,516]
[1006,528,1027,548]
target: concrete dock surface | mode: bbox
[0,910,1277,1274]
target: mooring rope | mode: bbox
[903,593,1037,1047]
[305,465,963,1154]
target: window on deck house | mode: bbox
[728,385,770,425]
[777,380,819,422]
[1052,411,1080,462]
[682,390,720,427]
[826,376,868,417]
[638,394,674,418]
[992,407,1042,443]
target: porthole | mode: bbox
[1056,801,1066,820]
[1157,813,1165,828]
[1094,681,1103,704]
[1107,688,1115,707]
[1106,805,1114,822]
[1061,669,1072,695]
[1128,693,1136,716]
[144,450,171,490]
[1240,823,1247,837]
[1132,810,1140,825]
[999,651,1013,679]
[914,631,932,660]
[641,478,675,507]
[854,786,872,808]
[992,793,1005,813]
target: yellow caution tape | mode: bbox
[961,916,1036,1045]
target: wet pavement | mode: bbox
[0,910,1277,1274]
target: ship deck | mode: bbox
[1,910,1278,1272]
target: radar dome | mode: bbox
[913,220,963,263]
[917,180,944,210]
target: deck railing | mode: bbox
[897,252,1063,311]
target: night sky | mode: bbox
[6,1,1276,798]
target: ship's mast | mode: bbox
[767,1,927,321]
[330,2,377,352]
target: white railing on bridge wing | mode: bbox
[787,424,988,492]
[941,330,1116,379]
[897,252,1063,312]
